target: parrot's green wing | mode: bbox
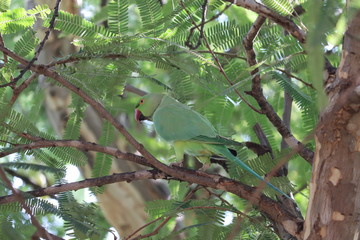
[153,96,217,142]
[150,95,290,199]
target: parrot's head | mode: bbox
[135,93,164,122]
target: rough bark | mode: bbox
[303,9,360,240]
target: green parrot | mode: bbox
[135,93,289,198]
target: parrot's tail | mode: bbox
[212,146,291,199]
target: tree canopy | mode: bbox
[0,0,354,239]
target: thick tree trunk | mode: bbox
[303,10,360,239]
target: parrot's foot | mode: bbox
[198,163,211,172]
[170,162,183,168]
[195,164,215,178]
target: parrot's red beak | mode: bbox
[135,109,150,122]
[135,109,142,122]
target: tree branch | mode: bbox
[0,169,167,205]
[46,53,128,68]
[4,168,46,191]
[10,73,38,105]
[243,16,314,164]
[0,167,63,240]
[180,1,263,114]
[124,84,147,96]
[0,0,62,88]
[126,185,201,240]
[185,0,208,49]
[0,44,303,238]
[225,0,306,43]
[0,139,151,168]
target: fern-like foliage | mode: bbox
[0,5,50,34]
[168,181,189,200]
[261,0,294,16]
[206,21,250,51]
[135,0,164,33]
[13,29,38,57]
[108,0,129,34]
[58,191,108,239]
[0,0,329,238]
[0,8,34,34]
[0,0,10,12]
[0,215,35,239]
[229,150,296,197]
[272,72,314,109]
[43,10,114,38]
[0,110,87,167]
[23,198,60,216]
[91,120,115,193]
[63,94,86,140]
[0,162,65,177]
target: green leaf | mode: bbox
[135,0,164,32]
[272,72,314,109]
[108,0,129,34]
[0,8,34,34]
[0,162,64,177]
[13,29,38,57]
[0,5,49,34]
[261,0,294,16]
[146,199,177,219]
[45,10,114,38]
[92,122,114,179]
[26,4,50,19]
[63,95,86,140]
[0,0,10,12]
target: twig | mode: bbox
[0,34,7,63]
[293,183,308,196]
[10,73,38,105]
[0,169,167,205]
[253,123,273,157]
[171,50,314,89]
[0,0,62,89]
[185,2,233,50]
[180,1,263,114]
[202,3,233,26]
[125,216,167,240]
[281,77,293,148]
[185,0,208,50]
[130,217,171,240]
[46,53,128,68]
[124,84,147,96]
[204,187,270,227]
[203,188,243,212]
[126,185,201,240]
[243,16,314,164]
[0,139,17,146]
[4,168,46,191]
[0,167,61,239]
[0,139,151,167]
[224,0,306,43]
[0,44,303,237]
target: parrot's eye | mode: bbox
[140,99,144,104]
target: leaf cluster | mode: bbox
[0,0,346,238]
